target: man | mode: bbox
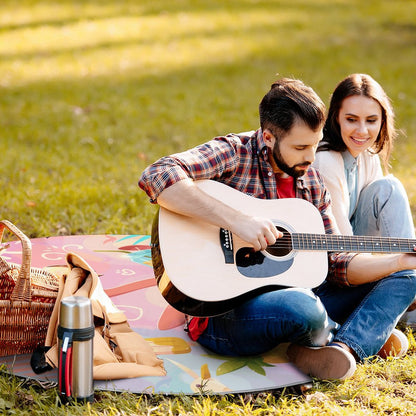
[139,78,416,380]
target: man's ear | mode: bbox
[263,129,276,149]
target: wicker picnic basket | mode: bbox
[0,220,60,357]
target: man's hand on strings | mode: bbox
[232,216,283,251]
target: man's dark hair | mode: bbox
[259,78,326,138]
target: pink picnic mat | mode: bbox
[1,234,310,394]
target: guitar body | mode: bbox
[152,180,328,316]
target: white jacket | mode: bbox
[313,150,383,235]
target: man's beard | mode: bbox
[272,142,311,179]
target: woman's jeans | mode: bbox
[351,175,416,332]
[318,175,416,360]
[351,175,415,239]
[197,288,338,357]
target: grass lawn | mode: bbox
[2,0,416,414]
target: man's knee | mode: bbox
[289,288,328,329]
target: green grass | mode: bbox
[2,0,416,414]
[3,335,416,415]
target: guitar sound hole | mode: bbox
[265,226,292,257]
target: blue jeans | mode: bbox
[351,176,415,238]
[318,176,416,360]
[314,271,416,360]
[351,175,416,331]
[197,288,339,356]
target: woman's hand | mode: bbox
[396,252,416,272]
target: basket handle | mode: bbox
[0,220,32,302]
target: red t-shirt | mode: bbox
[187,175,295,341]
[275,175,295,198]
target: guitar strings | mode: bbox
[266,234,416,252]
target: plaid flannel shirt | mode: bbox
[139,129,356,287]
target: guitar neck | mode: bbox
[292,234,416,253]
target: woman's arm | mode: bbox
[347,252,416,285]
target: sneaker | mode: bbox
[286,344,356,380]
[377,328,409,359]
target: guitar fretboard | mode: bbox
[291,234,416,253]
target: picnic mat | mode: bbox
[1,234,310,395]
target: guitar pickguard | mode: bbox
[235,247,294,277]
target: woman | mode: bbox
[313,73,415,355]
[313,73,415,239]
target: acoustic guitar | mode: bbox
[151,180,416,317]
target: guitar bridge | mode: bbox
[220,228,234,264]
